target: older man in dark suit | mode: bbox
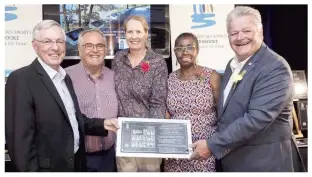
[190,6,305,172]
[5,20,119,172]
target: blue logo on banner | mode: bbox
[191,4,216,29]
[5,5,18,21]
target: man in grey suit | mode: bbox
[190,6,305,172]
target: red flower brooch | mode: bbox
[140,61,150,72]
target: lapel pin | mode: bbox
[248,62,252,66]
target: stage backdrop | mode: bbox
[169,4,234,73]
[5,4,42,77]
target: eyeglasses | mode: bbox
[81,43,106,51]
[36,40,65,47]
[174,45,196,53]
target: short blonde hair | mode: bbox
[124,15,149,33]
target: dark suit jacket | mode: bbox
[5,59,108,172]
[207,43,305,171]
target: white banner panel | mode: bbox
[5,4,43,77]
[169,4,235,73]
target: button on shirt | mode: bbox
[223,56,251,106]
[38,58,80,153]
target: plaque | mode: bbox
[116,117,193,158]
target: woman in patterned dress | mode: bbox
[164,32,221,172]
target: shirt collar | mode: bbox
[37,58,66,81]
[79,61,105,79]
[230,55,252,71]
[120,47,158,62]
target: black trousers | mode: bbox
[86,146,117,172]
[74,148,85,172]
[215,159,223,172]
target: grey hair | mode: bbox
[77,28,107,45]
[226,6,262,31]
[32,20,66,40]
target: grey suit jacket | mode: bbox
[207,43,305,172]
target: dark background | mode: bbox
[246,5,308,78]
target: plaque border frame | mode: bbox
[116,117,193,159]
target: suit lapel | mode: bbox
[64,75,78,111]
[64,75,84,131]
[32,59,70,122]
[222,61,256,114]
[218,61,233,116]
[221,43,268,116]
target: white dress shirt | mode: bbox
[223,56,251,106]
[38,58,80,153]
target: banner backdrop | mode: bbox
[169,4,235,73]
[5,4,42,77]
